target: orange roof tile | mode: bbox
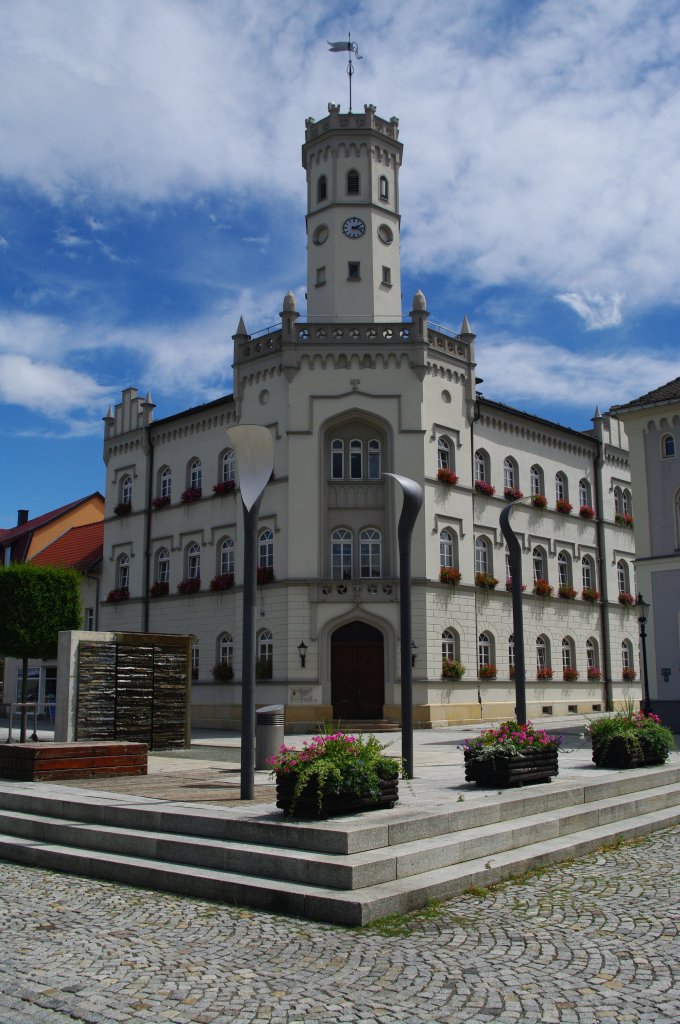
[30,521,104,573]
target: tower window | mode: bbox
[381,266,391,287]
[316,266,326,287]
[348,262,360,281]
[347,169,360,194]
[379,175,389,201]
[317,175,327,202]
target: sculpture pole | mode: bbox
[499,501,527,725]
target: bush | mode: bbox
[464,720,562,763]
[589,710,674,767]
[442,658,465,680]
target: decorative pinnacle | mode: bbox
[460,314,473,335]
[412,289,427,311]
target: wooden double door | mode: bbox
[331,621,385,719]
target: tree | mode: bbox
[0,564,82,738]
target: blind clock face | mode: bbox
[343,217,366,238]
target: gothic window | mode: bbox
[586,637,599,671]
[474,536,490,575]
[613,486,622,516]
[555,471,568,503]
[379,175,389,201]
[505,545,511,580]
[508,634,515,671]
[221,449,236,483]
[156,547,170,584]
[530,464,543,496]
[257,629,273,678]
[558,551,571,587]
[582,555,595,591]
[438,437,451,471]
[442,628,459,661]
[317,175,327,202]
[189,458,202,490]
[349,439,363,479]
[160,466,172,499]
[536,635,550,672]
[579,478,591,508]
[331,528,353,580]
[120,475,132,506]
[220,537,234,576]
[368,439,381,479]
[218,632,233,667]
[622,488,633,516]
[532,546,546,582]
[440,529,455,568]
[621,639,634,674]
[617,559,630,594]
[478,632,493,670]
[331,439,344,479]
[187,542,201,580]
[503,457,516,490]
[117,554,129,590]
[662,434,676,458]
[347,169,360,194]
[474,449,489,483]
[562,636,575,670]
[360,528,382,578]
[258,529,274,569]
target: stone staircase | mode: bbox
[0,764,678,926]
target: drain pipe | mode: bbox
[592,414,613,710]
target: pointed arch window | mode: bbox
[367,439,381,479]
[478,632,493,670]
[562,636,575,670]
[187,542,201,580]
[579,478,591,508]
[257,629,273,678]
[558,551,571,587]
[622,489,632,516]
[530,464,544,496]
[160,466,172,499]
[120,475,132,506]
[536,635,549,672]
[442,628,459,661]
[555,471,568,502]
[617,559,629,594]
[586,637,599,672]
[117,553,130,590]
[379,175,389,201]
[621,639,634,674]
[474,449,488,483]
[614,486,622,516]
[220,537,235,576]
[331,528,353,580]
[189,458,202,490]
[349,439,363,479]
[440,529,455,569]
[218,632,233,668]
[503,458,516,490]
[221,449,236,483]
[582,555,595,591]
[360,528,381,578]
[346,169,360,194]
[474,536,490,575]
[156,547,170,584]
[438,437,451,471]
[662,434,675,458]
[532,546,546,582]
[317,175,327,202]
[258,529,274,570]
[331,439,344,479]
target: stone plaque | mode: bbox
[288,685,322,705]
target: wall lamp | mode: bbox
[297,640,308,668]
[411,641,418,667]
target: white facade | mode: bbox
[100,104,638,729]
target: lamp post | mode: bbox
[383,473,423,780]
[297,641,308,668]
[499,499,528,725]
[225,425,274,800]
[636,593,651,714]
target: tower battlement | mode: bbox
[304,103,399,146]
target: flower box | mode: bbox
[615,513,634,528]
[440,567,462,586]
[579,505,596,519]
[463,721,561,788]
[177,577,200,595]
[114,502,132,517]
[504,486,524,500]
[152,495,171,509]
[149,581,169,598]
[536,667,554,680]
[558,584,577,600]
[212,662,234,681]
[442,658,465,680]
[618,591,635,606]
[106,587,129,603]
[475,572,498,590]
[437,468,459,486]
[478,664,497,679]
[474,480,495,497]
[256,657,273,679]
[209,573,234,591]
[213,480,236,496]
[622,667,637,681]
[275,773,399,818]
[180,487,202,504]
[581,587,600,603]
[505,577,527,592]
[531,494,548,509]
[555,499,572,514]
[533,580,554,598]
[590,711,674,769]
[563,667,579,682]
[257,567,275,585]
[587,667,602,681]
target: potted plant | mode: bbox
[442,658,465,680]
[615,513,634,528]
[268,731,405,817]
[213,480,236,496]
[505,577,527,592]
[180,487,202,504]
[618,591,635,606]
[209,573,235,591]
[536,666,554,680]
[581,587,600,603]
[212,662,234,681]
[587,666,602,681]
[106,587,129,603]
[177,577,200,595]
[152,495,171,509]
[504,486,523,500]
[563,667,579,682]
[555,498,572,514]
[440,567,462,586]
[149,581,169,598]
[531,494,548,509]
[622,667,637,681]
[474,480,495,497]
[479,664,497,680]
[579,505,596,519]
[589,710,674,769]
[533,579,554,598]
[113,502,132,517]
[437,468,459,486]
[475,572,498,590]
[558,584,577,600]
[463,720,562,787]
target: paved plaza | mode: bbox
[0,824,678,1024]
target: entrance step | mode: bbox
[332,720,401,733]
[0,764,677,925]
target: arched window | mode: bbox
[478,632,493,671]
[558,551,571,587]
[579,478,591,508]
[258,529,274,569]
[442,628,459,662]
[621,638,634,675]
[317,175,327,202]
[347,169,360,194]
[379,175,389,201]
[617,559,629,594]
[532,546,546,582]
[662,434,675,458]
[562,636,575,670]
[555,471,568,502]
[187,542,200,580]
[581,555,595,591]
[440,529,456,568]
[474,449,488,483]
[368,439,381,480]
[117,554,130,590]
[438,437,451,471]
[505,545,511,580]
[530,464,544,496]
[613,486,622,516]
[156,547,170,584]
[120,475,132,506]
[586,637,599,671]
[331,439,344,479]
[160,466,172,499]
[508,634,515,672]
[221,449,236,483]
[474,536,490,575]
[536,635,550,672]
[331,528,353,580]
[220,537,234,576]
[218,632,233,667]
[349,439,363,479]
[257,629,273,678]
[503,457,516,491]
[360,528,382,578]
[189,458,202,490]
[622,489,633,516]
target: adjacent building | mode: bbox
[100,103,638,729]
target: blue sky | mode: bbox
[1,0,680,529]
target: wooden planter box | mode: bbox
[591,735,668,770]
[0,742,148,781]
[464,748,559,787]
[275,774,399,818]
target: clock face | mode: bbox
[343,217,366,239]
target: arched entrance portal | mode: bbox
[331,621,385,719]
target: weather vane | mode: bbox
[327,34,362,111]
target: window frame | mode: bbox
[331,527,353,580]
[359,527,382,579]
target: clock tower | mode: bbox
[302,103,403,323]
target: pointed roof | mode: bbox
[0,493,104,545]
[611,376,680,413]
[30,521,104,573]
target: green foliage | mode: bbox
[464,719,562,763]
[0,563,82,661]
[589,710,674,766]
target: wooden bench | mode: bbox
[0,742,148,781]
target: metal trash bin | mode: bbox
[255,704,285,770]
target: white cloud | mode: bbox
[555,292,624,329]
[0,353,112,417]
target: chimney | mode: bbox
[17,510,29,526]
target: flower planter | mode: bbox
[591,735,648,769]
[464,748,559,787]
[275,774,399,818]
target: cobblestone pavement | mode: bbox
[1,826,678,1024]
